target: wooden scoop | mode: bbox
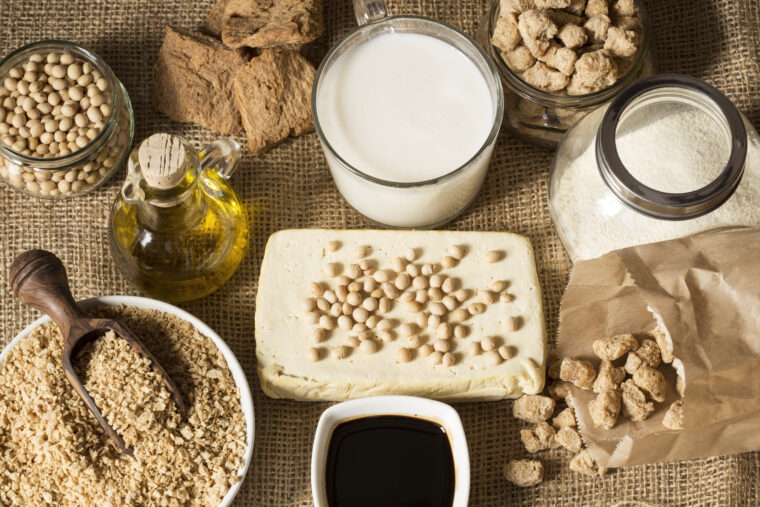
[9,249,187,456]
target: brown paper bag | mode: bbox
[557,227,760,468]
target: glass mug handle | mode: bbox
[354,0,388,25]
[199,138,242,180]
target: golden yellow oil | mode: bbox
[110,171,248,302]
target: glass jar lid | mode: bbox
[596,74,747,220]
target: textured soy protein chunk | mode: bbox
[588,390,622,430]
[569,449,606,476]
[535,0,571,8]
[521,422,558,452]
[605,26,639,57]
[492,13,522,52]
[204,0,230,37]
[514,394,556,423]
[545,9,583,27]
[566,0,586,15]
[232,49,315,154]
[503,459,544,487]
[501,0,537,15]
[621,379,655,421]
[584,0,608,17]
[503,45,537,72]
[522,62,570,91]
[538,42,578,76]
[593,333,639,361]
[593,360,625,393]
[663,400,684,430]
[650,326,675,364]
[220,0,324,49]
[567,49,618,95]
[565,0,586,16]
[518,10,559,57]
[559,357,597,389]
[556,426,583,453]
[557,23,588,49]
[632,365,667,402]
[154,25,245,134]
[552,407,577,429]
[612,0,637,17]
[583,14,612,44]
[624,338,661,374]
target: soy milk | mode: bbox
[317,33,494,183]
[314,30,500,228]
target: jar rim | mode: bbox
[595,74,747,220]
[485,0,652,107]
[0,40,125,170]
[311,15,504,189]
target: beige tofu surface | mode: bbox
[255,229,547,401]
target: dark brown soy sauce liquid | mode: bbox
[325,415,455,507]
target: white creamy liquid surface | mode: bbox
[316,32,494,183]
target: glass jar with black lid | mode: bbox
[549,74,760,262]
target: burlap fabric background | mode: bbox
[1,0,759,505]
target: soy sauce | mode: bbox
[325,415,455,507]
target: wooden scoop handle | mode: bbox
[9,250,85,338]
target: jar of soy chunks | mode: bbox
[0,41,134,198]
[476,0,655,148]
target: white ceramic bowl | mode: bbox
[311,395,470,507]
[0,295,255,507]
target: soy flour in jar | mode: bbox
[549,75,760,262]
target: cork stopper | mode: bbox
[138,133,187,189]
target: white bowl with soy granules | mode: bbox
[0,40,134,198]
[0,296,254,507]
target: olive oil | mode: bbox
[110,135,248,302]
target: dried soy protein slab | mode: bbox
[154,25,245,134]
[221,0,325,49]
[233,49,315,154]
[255,229,547,401]
[205,0,231,38]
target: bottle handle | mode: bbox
[199,138,242,180]
[354,0,388,26]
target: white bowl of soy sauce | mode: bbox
[311,396,470,507]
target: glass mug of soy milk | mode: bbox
[313,0,504,228]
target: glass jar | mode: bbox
[476,0,655,149]
[110,134,248,302]
[549,74,760,262]
[0,41,134,198]
[312,0,504,229]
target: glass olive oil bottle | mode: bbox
[110,134,248,302]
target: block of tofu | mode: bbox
[255,230,547,401]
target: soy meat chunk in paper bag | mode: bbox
[557,227,760,469]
